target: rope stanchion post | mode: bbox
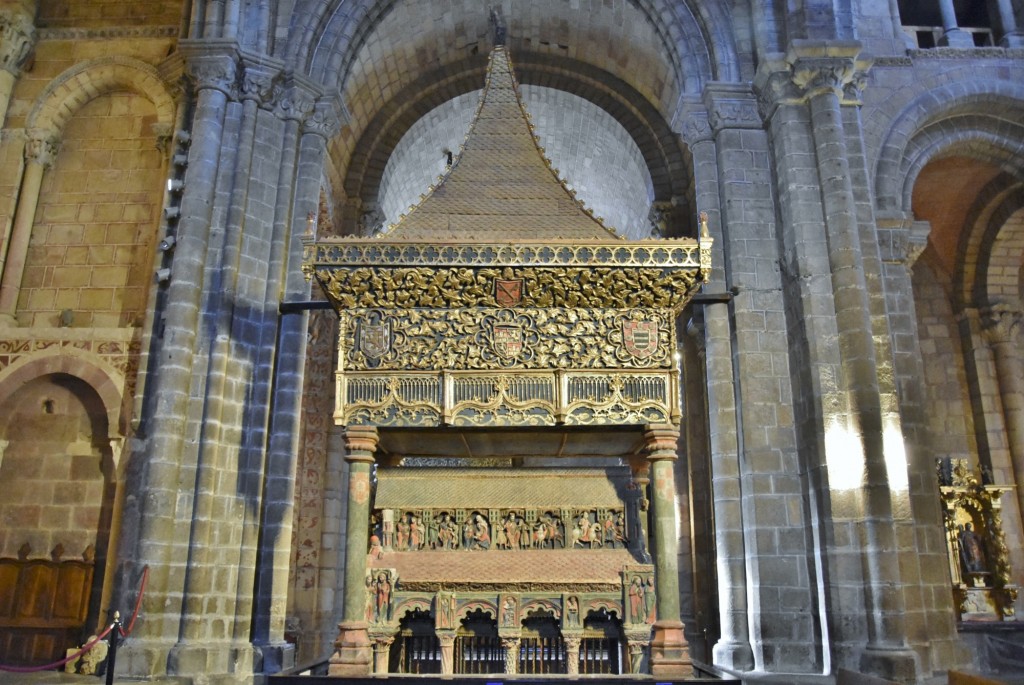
[105,610,120,685]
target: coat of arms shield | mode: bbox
[622,320,659,359]
[492,324,523,359]
[359,320,391,358]
[494,278,524,307]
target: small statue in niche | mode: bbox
[565,596,580,626]
[628,576,646,624]
[411,516,426,550]
[472,514,491,550]
[501,596,517,627]
[368,535,384,560]
[958,522,988,575]
[437,513,458,550]
[372,572,393,622]
[644,577,656,624]
[396,514,411,550]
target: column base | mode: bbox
[859,645,919,683]
[649,619,692,678]
[938,28,975,48]
[712,638,754,671]
[328,621,372,676]
[255,639,295,674]
[166,640,259,681]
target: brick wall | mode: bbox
[37,0,182,28]
[21,92,164,328]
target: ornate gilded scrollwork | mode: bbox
[340,308,675,372]
[316,266,700,311]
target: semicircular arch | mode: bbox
[27,56,176,136]
[0,351,126,441]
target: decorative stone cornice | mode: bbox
[0,6,36,76]
[38,25,179,40]
[981,303,1023,346]
[25,129,60,167]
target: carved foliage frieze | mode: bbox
[318,266,701,311]
[341,308,675,372]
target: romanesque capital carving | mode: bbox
[25,129,60,167]
[981,303,1023,346]
[184,51,239,96]
[303,96,346,139]
[277,80,318,123]
[787,40,871,102]
[0,7,36,76]
[673,96,712,145]
[151,122,173,153]
[240,61,281,108]
[702,83,762,134]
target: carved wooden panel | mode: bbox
[0,558,93,666]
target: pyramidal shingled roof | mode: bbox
[376,47,621,242]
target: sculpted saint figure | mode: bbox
[958,522,987,574]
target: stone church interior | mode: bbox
[0,0,1022,684]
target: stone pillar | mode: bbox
[624,628,651,674]
[982,305,1024,530]
[329,425,378,676]
[679,102,754,671]
[644,424,690,677]
[0,6,35,127]
[438,632,456,675]
[501,637,520,674]
[0,130,59,325]
[563,635,581,675]
[790,43,918,681]
[994,0,1024,46]
[250,80,320,674]
[936,0,974,46]
[371,635,394,674]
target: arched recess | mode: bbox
[0,352,126,440]
[26,56,176,135]
[0,355,124,648]
[334,54,695,236]
[286,0,737,101]
[958,175,1024,311]
[874,79,1024,214]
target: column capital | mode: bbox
[239,60,282,108]
[644,424,680,461]
[701,82,762,135]
[981,303,1023,346]
[303,94,347,140]
[276,78,319,123]
[181,44,239,96]
[0,6,35,77]
[787,40,870,101]
[25,129,60,168]
[343,425,379,461]
[674,95,712,145]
